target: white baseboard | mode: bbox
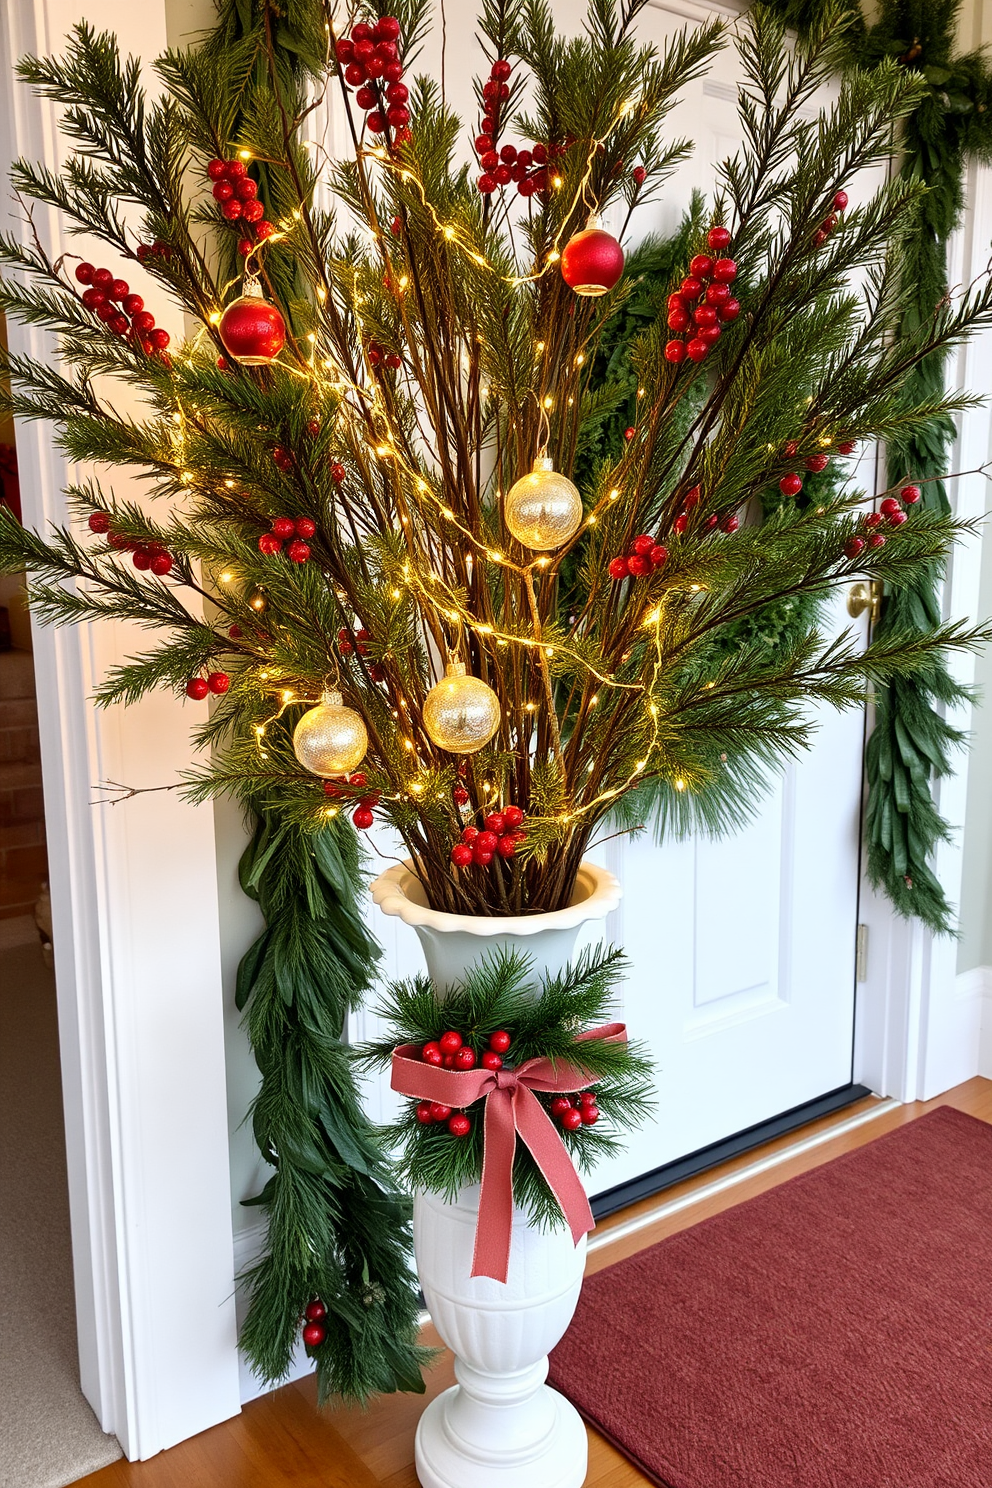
[959,966,992,1080]
[232,1221,313,1405]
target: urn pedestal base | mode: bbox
[415,1360,587,1488]
[413,1187,588,1488]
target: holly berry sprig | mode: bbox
[413,1027,512,1137]
[336,16,411,147]
[301,1297,327,1350]
[74,262,170,360]
[550,1090,600,1130]
[843,483,920,559]
[205,157,274,258]
[664,227,739,366]
[367,337,403,370]
[86,511,176,575]
[450,806,526,868]
[608,533,667,582]
[257,514,315,563]
[814,189,849,249]
[186,671,230,700]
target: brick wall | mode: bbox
[0,648,48,919]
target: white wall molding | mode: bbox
[0,0,242,1458]
[856,156,992,1102]
[957,966,992,1079]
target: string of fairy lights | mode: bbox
[150,69,699,834]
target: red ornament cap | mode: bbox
[218,277,287,365]
[560,216,625,297]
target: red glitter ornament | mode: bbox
[560,216,625,297]
[218,278,286,365]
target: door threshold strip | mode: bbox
[587,1096,900,1255]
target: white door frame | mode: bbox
[0,0,987,1461]
[0,0,241,1460]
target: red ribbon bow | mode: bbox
[391,1022,627,1282]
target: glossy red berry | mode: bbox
[222,199,243,221]
[475,830,498,854]
[627,554,650,576]
[689,253,714,278]
[132,549,151,571]
[484,812,506,835]
[844,537,865,559]
[561,1107,583,1132]
[352,806,374,829]
[302,1323,326,1348]
[489,1030,511,1053]
[672,514,688,534]
[901,484,921,504]
[837,441,856,456]
[447,1114,471,1138]
[863,512,883,529]
[428,1102,451,1122]
[453,1047,476,1070]
[665,340,687,364]
[151,553,173,576]
[304,1299,327,1322]
[473,847,494,867]
[632,166,647,186]
[496,834,517,858]
[693,304,718,328]
[150,328,170,350]
[92,267,114,289]
[88,512,111,533]
[680,276,703,301]
[416,1101,434,1123]
[805,453,829,473]
[439,1030,463,1055]
[186,677,209,700]
[705,282,731,305]
[207,672,229,695]
[550,1096,572,1118]
[271,516,295,539]
[451,843,473,867]
[421,1041,443,1065]
[295,517,317,539]
[888,509,907,526]
[779,473,803,496]
[834,190,849,211]
[330,462,347,484]
[707,226,731,251]
[686,338,709,362]
[75,262,95,284]
[879,497,901,516]
[624,427,636,441]
[453,785,470,806]
[503,806,524,829]
[580,1104,600,1125]
[650,544,667,567]
[667,308,690,332]
[718,298,741,322]
[461,825,479,843]
[608,556,629,580]
[868,533,886,549]
[287,539,310,563]
[722,515,740,533]
[712,258,737,283]
[481,1051,503,1070]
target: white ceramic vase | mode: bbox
[371,860,622,1488]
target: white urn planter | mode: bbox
[371,860,621,1488]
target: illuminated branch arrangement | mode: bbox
[2,0,991,928]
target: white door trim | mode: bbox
[854,156,992,1101]
[0,0,242,1458]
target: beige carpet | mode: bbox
[0,933,122,1486]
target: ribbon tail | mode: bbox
[515,1089,594,1248]
[471,1087,518,1282]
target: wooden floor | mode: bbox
[80,1076,992,1488]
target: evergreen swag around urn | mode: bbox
[1,0,992,1406]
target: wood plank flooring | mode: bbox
[79,1076,992,1488]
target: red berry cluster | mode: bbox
[843,485,918,558]
[74,263,170,359]
[205,158,274,257]
[323,769,369,800]
[453,784,470,806]
[367,338,402,370]
[337,625,370,656]
[336,17,410,145]
[421,1027,509,1071]
[664,229,739,366]
[550,1090,600,1130]
[272,444,295,473]
[136,240,172,263]
[450,806,525,867]
[87,513,176,574]
[186,672,230,700]
[301,1298,327,1349]
[814,189,848,249]
[258,515,314,562]
[608,533,667,582]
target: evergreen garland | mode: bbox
[234,724,429,1402]
[757,0,992,929]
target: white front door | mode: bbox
[583,586,867,1197]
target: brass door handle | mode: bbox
[847,580,882,624]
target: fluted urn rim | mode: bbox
[371,860,621,937]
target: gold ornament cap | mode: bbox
[293,688,368,777]
[422,662,500,755]
[504,457,584,551]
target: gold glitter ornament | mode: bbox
[293,689,368,777]
[422,662,500,755]
[503,457,584,551]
